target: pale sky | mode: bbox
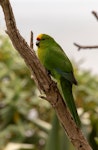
[0,0,98,74]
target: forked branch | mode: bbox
[74,43,98,51]
[74,11,98,51]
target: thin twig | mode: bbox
[74,43,98,51]
[30,31,33,49]
[30,31,42,93]
[92,11,98,21]
[74,11,98,51]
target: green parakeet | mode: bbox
[36,34,81,127]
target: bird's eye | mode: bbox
[42,38,45,40]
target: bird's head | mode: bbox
[36,34,54,47]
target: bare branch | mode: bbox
[0,0,92,149]
[74,43,98,51]
[30,31,33,49]
[30,31,42,93]
[74,11,98,51]
[92,11,98,21]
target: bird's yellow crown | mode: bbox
[36,34,43,40]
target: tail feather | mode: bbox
[60,77,81,127]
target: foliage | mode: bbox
[0,34,50,150]
[0,34,98,150]
[74,66,98,149]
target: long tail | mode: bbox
[60,77,81,127]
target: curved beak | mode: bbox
[36,40,40,46]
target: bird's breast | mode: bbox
[37,48,47,65]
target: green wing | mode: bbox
[55,68,77,85]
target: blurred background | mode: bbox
[0,0,98,150]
